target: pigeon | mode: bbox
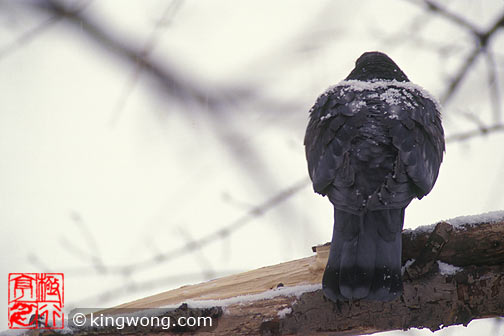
[304,51,445,301]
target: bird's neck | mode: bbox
[346,63,409,82]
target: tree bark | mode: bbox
[36,216,504,336]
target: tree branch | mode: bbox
[446,124,504,143]
[25,0,249,110]
[438,10,504,105]
[55,178,310,277]
[56,213,504,335]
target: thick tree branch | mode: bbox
[39,213,504,336]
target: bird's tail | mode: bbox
[322,208,404,301]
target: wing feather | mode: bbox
[304,83,444,212]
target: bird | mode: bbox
[304,51,445,301]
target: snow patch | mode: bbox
[445,210,504,229]
[30,285,321,334]
[0,330,29,336]
[350,100,367,111]
[401,259,415,275]
[277,307,292,318]
[404,210,504,236]
[327,79,441,111]
[161,283,322,310]
[380,87,401,105]
[403,223,437,235]
[437,261,462,275]
[320,113,332,121]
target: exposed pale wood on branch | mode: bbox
[37,217,504,335]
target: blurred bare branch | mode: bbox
[8,1,504,324]
[110,0,184,125]
[52,178,308,304]
[36,178,309,278]
[445,124,504,143]
[18,1,306,236]
[96,177,308,275]
[420,3,504,105]
[420,0,480,32]
[484,49,502,124]
[0,1,93,59]
[460,110,488,130]
[0,15,58,59]
[176,226,216,279]
[27,253,53,273]
[401,0,504,144]
[84,270,241,305]
[22,0,249,110]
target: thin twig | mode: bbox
[176,226,216,279]
[484,49,502,124]
[0,0,92,60]
[109,0,184,126]
[440,46,481,105]
[52,178,310,277]
[446,124,504,143]
[27,0,250,111]
[421,0,480,33]
[106,177,310,274]
[69,211,106,273]
[81,270,241,305]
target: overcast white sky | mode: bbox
[1,0,503,334]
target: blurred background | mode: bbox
[1,0,503,334]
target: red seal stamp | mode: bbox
[8,273,64,329]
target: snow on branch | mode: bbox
[47,211,504,336]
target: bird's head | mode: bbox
[346,51,409,82]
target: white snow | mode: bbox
[56,326,74,334]
[437,260,462,275]
[277,307,292,318]
[401,258,415,275]
[404,210,504,235]
[445,210,504,229]
[380,87,401,105]
[382,88,417,111]
[350,100,367,111]
[3,284,319,334]
[161,283,322,310]
[403,222,437,236]
[320,113,332,121]
[327,79,442,111]
[400,258,462,277]
[49,285,320,333]
[0,330,27,336]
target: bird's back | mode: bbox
[304,52,444,301]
